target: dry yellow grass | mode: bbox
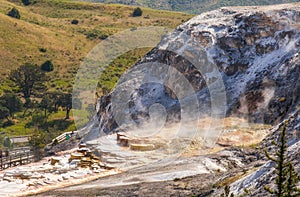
[0,0,193,92]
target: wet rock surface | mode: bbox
[38,111,299,196]
[37,144,266,196]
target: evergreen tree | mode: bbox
[285,163,300,197]
[0,106,10,121]
[264,122,300,197]
[10,63,47,102]
[39,96,51,119]
[44,91,62,112]
[59,93,72,120]
[0,93,22,119]
[39,92,59,119]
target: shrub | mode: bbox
[2,120,14,127]
[132,7,143,17]
[86,32,98,39]
[71,19,79,25]
[29,129,46,161]
[7,8,20,19]
[52,139,58,146]
[99,34,108,40]
[39,47,47,53]
[41,60,54,72]
[85,29,109,40]
[22,0,31,6]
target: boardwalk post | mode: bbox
[0,147,33,171]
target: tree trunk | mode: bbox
[10,112,14,120]
[44,108,47,119]
[65,108,70,120]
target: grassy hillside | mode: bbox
[87,0,298,14]
[0,0,192,139]
[0,0,191,93]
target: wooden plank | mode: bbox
[0,148,34,170]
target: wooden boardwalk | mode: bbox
[50,131,78,145]
[0,147,34,170]
[0,131,78,171]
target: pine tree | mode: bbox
[10,63,47,101]
[264,122,300,197]
[285,163,300,197]
[0,93,23,119]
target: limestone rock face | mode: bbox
[91,3,300,138]
[155,4,300,124]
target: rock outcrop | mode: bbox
[90,3,300,139]
[81,4,300,196]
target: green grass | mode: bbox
[1,122,29,137]
[98,47,152,93]
[0,110,73,136]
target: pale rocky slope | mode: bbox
[90,3,300,139]
[72,3,300,196]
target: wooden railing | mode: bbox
[0,147,34,170]
[50,131,78,145]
